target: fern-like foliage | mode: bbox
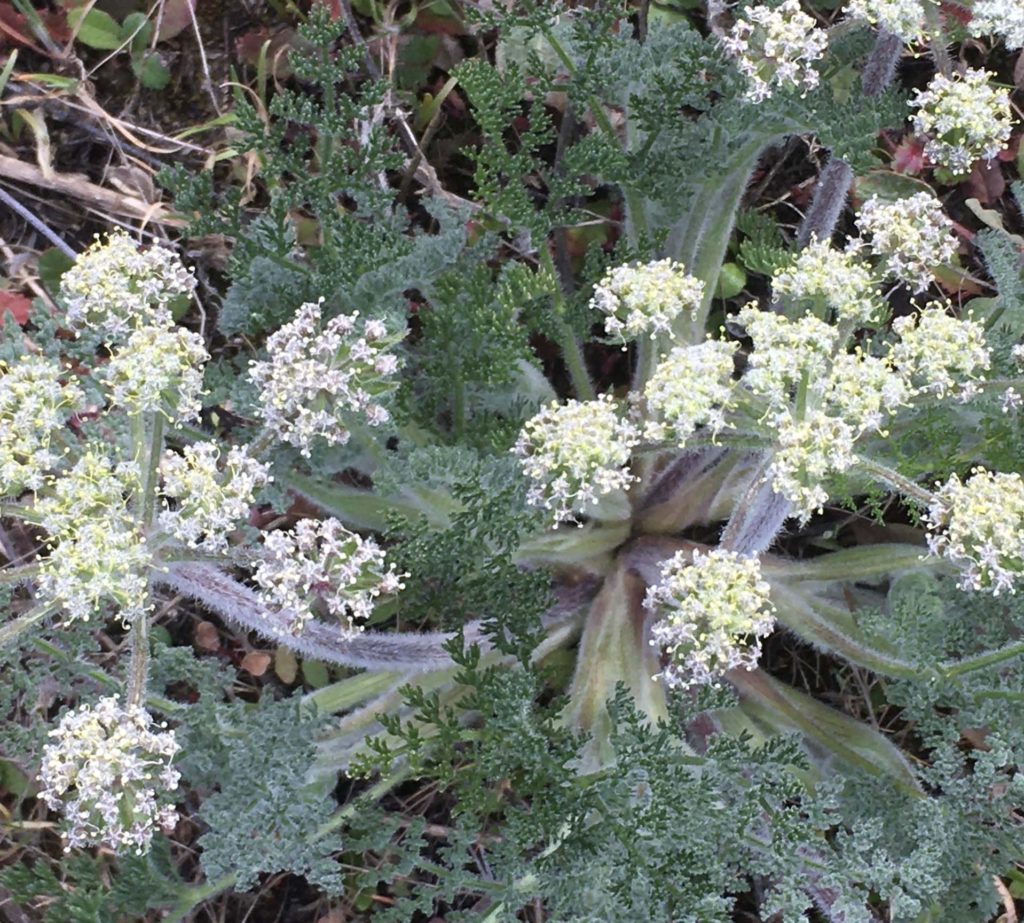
[180,693,344,893]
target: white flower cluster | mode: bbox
[737,303,910,520]
[36,453,151,623]
[771,238,881,324]
[254,517,405,635]
[911,69,1014,175]
[968,0,1024,50]
[645,548,776,689]
[768,410,857,518]
[38,696,179,855]
[722,0,828,103]
[103,325,209,423]
[59,230,196,341]
[0,356,83,495]
[513,394,639,525]
[591,259,705,346]
[890,305,991,396]
[248,299,402,457]
[737,303,839,406]
[769,350,908,520]
[159,443,271,553]
[642,340,738,444]
[845,0,929,44]
[856,193,957,292]
[926,468,1024,594]
[824,351,908,433]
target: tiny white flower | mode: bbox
[968,0,1024,50]
[646,548,776,689]
[36,453,151,623]
[845,0,931,44]
[512,393,639,525]
[0,356,83,495]
[39,696,179,855]
[771,237,881,324]
[254,517,404,635]
[926,468,1024,594]
[911,69,1014,175]
[103,325,209,423]
[856,193,957,292]
[722,0,828,102]
[248,299,402,457]
[737,303,839,407]
[160,443,271,553]
[768,409,857,522]
[642,340,737,445]
[591,259,704,346]
[59,230,196,341]
[889,305,990,396]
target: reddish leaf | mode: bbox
[0,2,46,53]
[891,137,927,175]
[0,290,31,326]
[963,159,1005,205]
[939,1,971,26]
[156,0,195,41]
[414,9,466,36]
[235,26,296,79]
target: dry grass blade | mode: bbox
[0,152,179,226]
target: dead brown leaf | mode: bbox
[240,650,272,676]
[194,620,220,651]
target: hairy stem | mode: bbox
[719,458,792,557]
[0,601,58,650]
[856,455,935,506]
[126,613,150,708]
[796,28,903,248]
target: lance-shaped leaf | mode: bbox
[562,561,671,773]
[280,471,453,531]
[762,543,932,583]
[514,520,630,574]
[729,668,921,796]
[769,581,919,678]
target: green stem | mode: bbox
[452,373,466,439]
[0,601,58,650]
[941,641,1024,678]
[540,246,595,401]
[126,613,150,708]
[855,456,935,507]
[142,414,165,530]
[0,502,43,525]
[0,563,40,584]
[538,24,647,245]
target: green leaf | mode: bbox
[302,659,330,689]
[731,669,921,796]
[36,247,76,292]
[770,582,918,678]
[121,12,153,52]
[73,8,125,50]
[132,50,171,90]
[280,471,428,531]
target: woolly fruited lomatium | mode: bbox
[646,549,776,689]
[38,696,180,855]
